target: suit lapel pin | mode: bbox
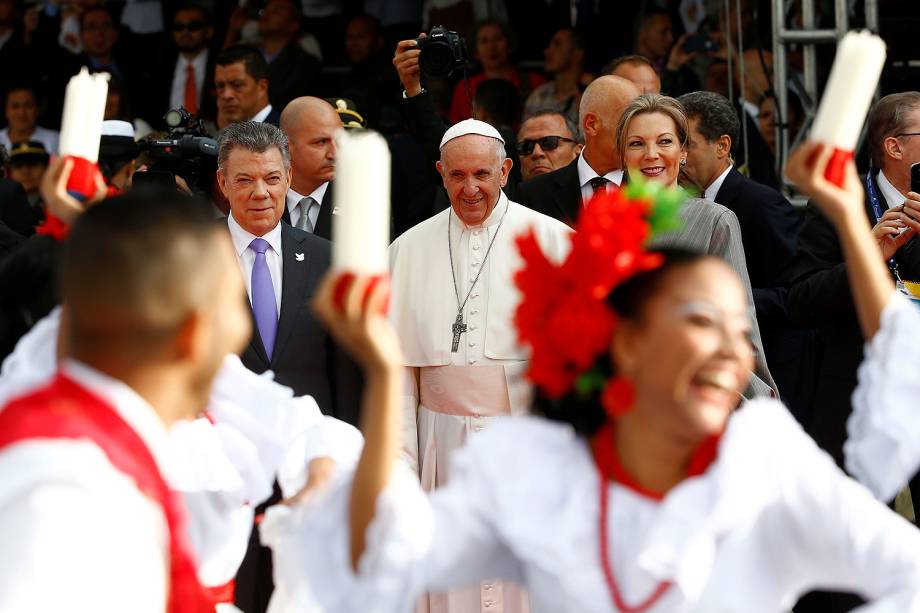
[295,253,305,261]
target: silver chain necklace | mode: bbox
[448,201,509,352]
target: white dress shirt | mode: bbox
[577,153,624,205]
[0,359,170,612]
[286,182,328,231]
[704,164,733,202]
[169,49,209,112]
[228,213,283,316]
[251,104,274,123]
[876,169,906,210]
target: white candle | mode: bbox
[58,68,110,163]
[332,129,391,274]
[811,31,886,152]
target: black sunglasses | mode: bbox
[173,20,205,32]
[519,135,575,155]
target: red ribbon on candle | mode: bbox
[332,272,390,315]
[64,155,104,202]
[824,147,853,188]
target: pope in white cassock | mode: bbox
[386,119,572,613]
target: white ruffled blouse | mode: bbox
[0,308,363,590]
[846,292,920,502]
[261,399,920,613]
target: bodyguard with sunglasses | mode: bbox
[151,3,217,127]
[517,110,582,181]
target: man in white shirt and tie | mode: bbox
[215,118,362,613]
[279,96,343,239]
[167,4,213,117]
[515,75,640,224]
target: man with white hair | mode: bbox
[388,119,571,613]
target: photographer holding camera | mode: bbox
[393,28,522,195]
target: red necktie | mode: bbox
[184,63,198,114]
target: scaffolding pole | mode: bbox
[770,0,880,199]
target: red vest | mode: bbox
[0,373,215,613]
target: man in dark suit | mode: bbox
[278,96,340,240]
[679,91,812,420]
[786,92,920,502]
[216,120,362,613]
[256,0,320,110]
[148,2,218,127]
[214,45,281,133]
[514,75,640,224]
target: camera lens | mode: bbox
[165,109,184,128]
[420,41,456,80]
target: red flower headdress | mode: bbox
[514,177,687,402]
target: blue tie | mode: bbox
[249,238,278,360]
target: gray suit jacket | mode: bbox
[649,197,778,399]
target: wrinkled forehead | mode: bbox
[440,134,504,167]
[225,146,286,175]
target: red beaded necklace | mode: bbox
[591,423,720,612]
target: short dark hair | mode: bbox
[678,91,740,156]
[867,92,920,168]
[173,2,211,24]
[523,109,582,144]
[4,82,38,107]
[474,79,520,128]
[61,192,222,353]
[215,44,270,82]
[80,5,116,30]
[556,27,586,52]
[603,54,656,76]
[218,121,291,172]
[531,249,712,436]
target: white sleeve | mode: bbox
[784,431,920,609]
[208,355,363,500]
[0,306,61,407]
[401,367,421,475]
[261,434,524,613]
[845,291,920,502]
[0,442,168,612]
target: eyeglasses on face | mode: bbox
[519,135,575,155]
[173,20,205,33]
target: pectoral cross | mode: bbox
[451,313,467,353]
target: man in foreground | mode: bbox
[0,192,250,610]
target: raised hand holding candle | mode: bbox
[331,129,391,312]
[59,68,109,200]
[810,31,886,186]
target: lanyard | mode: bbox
[866,170,907,291]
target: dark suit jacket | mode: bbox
[234,220,361,423]
[513,156,581,224]
[713,167,800,314]
[232,220,362,613]
[281,182,334,240]
[785,176,920,464]
[712,167,814,421]
[266,42,320,110]
[262,106,281,128]
[0,179,42,237]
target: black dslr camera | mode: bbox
[137,108,218,195]
[416,25,468,80]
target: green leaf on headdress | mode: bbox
[575,368,608,397]
[622,173,688,238]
